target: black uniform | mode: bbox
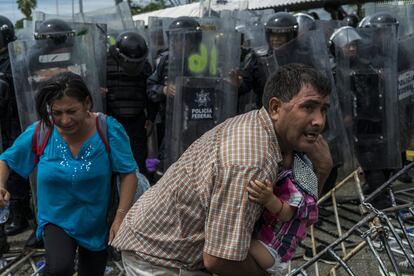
[106,46,155,174]
[0,50,30,243]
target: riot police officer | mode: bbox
[294,12,316,36]
[106,31,154,175]
[367,12,412,184]
[147,16,201,172]
[241,12,298,108]
[0,15,30,247]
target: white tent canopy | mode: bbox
[132,0,248,25]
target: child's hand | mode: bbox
[247,179,274,206]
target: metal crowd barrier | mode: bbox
[289,163,414,276]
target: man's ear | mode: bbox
[268,97,283,121]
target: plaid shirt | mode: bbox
[112,107,282,270]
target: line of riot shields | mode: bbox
[7,2,414,180]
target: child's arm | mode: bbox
[247,179,296,222]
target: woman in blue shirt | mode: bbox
[0,72,137,275]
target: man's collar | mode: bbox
[258,107,282,165]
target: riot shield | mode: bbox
[9,24,105,130]
[336,26,400,170]
[147,17,173,66]
[164,29,240,167]
[274,29,355,174]
[315,20,346,46]
[364,2,414,37]
[397,34,414,152]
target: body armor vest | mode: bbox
[106,52,150,118]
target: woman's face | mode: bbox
[50,95,90,136]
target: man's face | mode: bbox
[341,42,358,58]
[272,84,330,153]
[268,32,290,50]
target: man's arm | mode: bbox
[203,252,268,276]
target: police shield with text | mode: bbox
[106,31,154,174]
[163,17,240,168]
[335,22,401,201]
[9,18,104,129]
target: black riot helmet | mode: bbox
[168,16,200,33]
[329,26,361,57]
[366,12,399,28]
[265,12,298,48]
[168,16,202,48]
[115,31,148,62]
[294,12,316,35]
[34,19,75,45]
[112,31,149,75]
[0,15,15,49]
[343,14,360,28]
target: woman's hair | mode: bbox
[35,72,93,126]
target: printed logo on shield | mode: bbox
[186,87,214,120]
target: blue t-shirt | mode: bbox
[0,116,137,251]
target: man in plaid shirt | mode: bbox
[112,63,333,275]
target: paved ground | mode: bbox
[1,167,413,276]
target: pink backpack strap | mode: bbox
[32,121,53,165]
[95,112,110,154]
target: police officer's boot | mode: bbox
[0,224,9,257]
[5,199,29,236]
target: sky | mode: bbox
[0,0,148,24]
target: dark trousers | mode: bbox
[43,224,107,276]
[117,114,148,174]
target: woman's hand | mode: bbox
[0,187,10,208]
[108,213,124,245]
[247,179,274,206]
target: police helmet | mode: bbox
[329,26,361,56]
[115,31,148,63]
[294,13,316,34]
[168,16,200,33]
[343,14,360,28]
[265,12,298,44]
[34,19,75,43]
[0,15,15,49]
[366,12,399,28]
[168,16,202,45]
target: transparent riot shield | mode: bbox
[274,29,355,174]
[364,2,414,37]
[336,26,400,170]
[164,29,240,167]
[397,34,414,152]
[82,2,135,34]
[148,17,173,67]
[315,20,346,45]
[32,19,108,93]
[9,25,104,130]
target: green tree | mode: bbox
[17,0,37,19]
[129,1,166,15]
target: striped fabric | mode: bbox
[112,107,282,270]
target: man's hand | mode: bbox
[305,135,333,194]
[246,179,273,206]
[227,69,243,88]
[163,83,176,97]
